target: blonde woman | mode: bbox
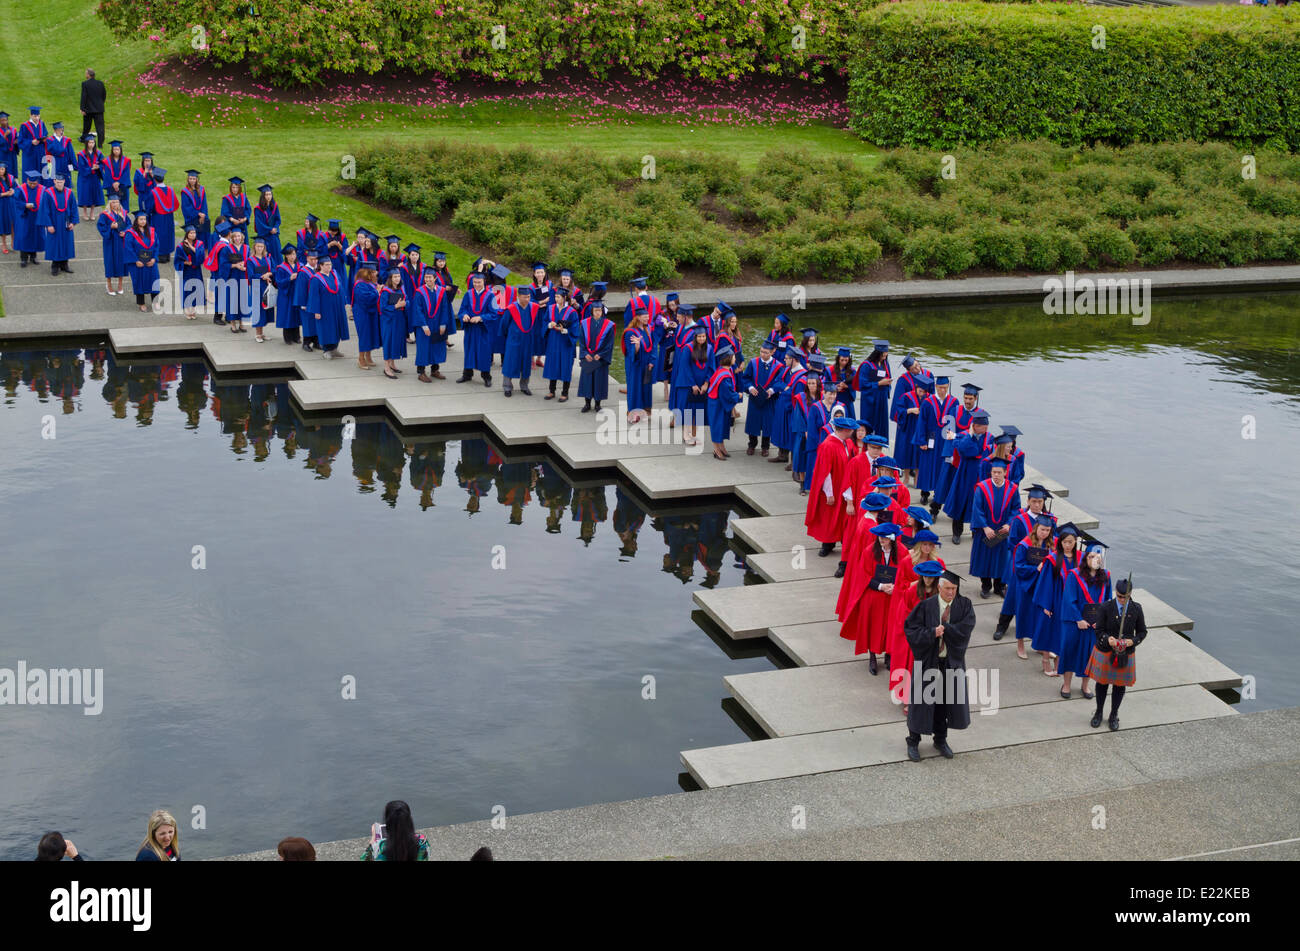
[135,809,181,861]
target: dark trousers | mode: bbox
[548,379,570,396]
[136,292,158,306]
[82,113,105,146]
[908,703,948,746]
[748,434,771,451]
[282,328,301,344]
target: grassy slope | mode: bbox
[2,0,874,286]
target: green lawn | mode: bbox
[3,0,874,281]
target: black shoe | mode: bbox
[1108,715,1120,732]
[503,381,513,397]
[51,266,60,276]
[868,654,878,676]
[457,372,472,383]
[301,343,312,352]
[594,402,602,411]
[883,653,890,668]
[934,739,954,759]
[834,561,846,578]
[992,625,1007,641]
[61,264,73,273]
[980,585,992,599]
[581,402,592,413]
[993,583,1006,597]
[1090,713,1103,729]
[920,492,929,503]
[520,383,532,396]
[930,503,941,517]
[818,542,835,557]
[951,534,962,546]
[906,744,921,763]
[483,374,492,387]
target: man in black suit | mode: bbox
[1089,579,1147,731]
[903,569,977,761]
[80,68,107,146]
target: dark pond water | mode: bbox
[0,348,768,860]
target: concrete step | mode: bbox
[680,684,1236,789]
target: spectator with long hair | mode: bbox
[362,800,429,861]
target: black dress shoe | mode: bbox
[992,626,1008,641]
[834,562,846,578]
[61,265,74,273]
[951,534,962,546]
[934,739,954,759]
[581,403,591,413]
[818,543,835,557]
[1108,715,1120,731]
[868,654,878,676]
[993,584,1006,597]
[483,375,492,387]
[883,653,890,668]
[906,744,921,763]
[980,586,992,599]
[457,373,472,384]
[520,384,532,395]
[1090,713,1103,729]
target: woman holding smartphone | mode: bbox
[361,800,429,861]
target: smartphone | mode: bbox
[372,823,386,843]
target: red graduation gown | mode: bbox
[887,560,947,700]
[804,434,851,544]
[841,541,911,655]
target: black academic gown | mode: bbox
[904,592,976,735]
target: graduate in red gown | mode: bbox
[868,474,910,528]
[872,457,911,508]
[841,522,911,675]
[836,493,893,604]
[805,416,859,558]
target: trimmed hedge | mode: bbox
[355,139,1300,282]
[96,0,863,86]
[849,3,1300,150]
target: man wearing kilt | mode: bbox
[1086,578,1147,732]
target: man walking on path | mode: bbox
[80,69,107,146]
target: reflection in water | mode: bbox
[0,347,741,576]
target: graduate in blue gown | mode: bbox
[916,374,958,506]
[294,248,319,349]
[968,456,1021,598]
[307,255,348,357]
[132,152,156,209]
[1008,514,1056,666]
[739,338,782,456]
[853,338,891,437]
[1031,522,1082,669]
[172,225,206,318]
[706,342,744,459]
[253,185,282,264]
[997,483,1057,636]
[274,245,302,344]
[501,283,541,396]
[101,141,131,212]
[652,292,680,399]
[1058,542,1111,696]
[668,307,703,421]
[768,343,798,461]
[142,168,178,263]
[0,166,19,253]
[830,346,855,413]
[942,407,993,544]
[221,176,251,234]
[801,355,834,492]
[411,268,454,382]
[16,108,49,179]
[677,320,714,441]
[456,269,498,386]
[895,371,930,481]
[123,211,160,310]
[45,123,76,184]
[0,112,18,179]
[74,134,104,217]
[1000,425,1027,484]
[378,269,408,378]
[397,244,427,334]
[296,213,329,263]
[180,170,209,248]
[324,219,349,277]
[13,171,45,266]
[576,299,615,413]
[378,234,403,286]
[218,227,253,333]
[542,286,578,401]
[96,198,130,294]
[622,308,654,420]
[38,172,77,275]
[529,262,553,364]
[932,382,981,515]
[249,237,275,340]
[348,259,379,365]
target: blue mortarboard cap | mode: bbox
[533,261,548,271]
[993,434,1015,446]
[630,276,647,289]
[760,338,776,350]
[775,312,790,326]
[52,170,66,181]
[860,493,890,512]
[832,417,857,430]
[304,213,319,223]
[256,182,272,193]
[1001,425,1022,438]
[0,112,9,119]
[666,292,679,302]
[590,281,607,292]
[987,457,1009,468]
[971,408,990,422]
[1056,521,1079,537]
[914,559,944,578]
[836,346,851,358]
[872,339,889,351]
[385,234,400,244]
[870,523,901,538]
[906,505,934,525]
[875,456,900,471]
[902,355,917,368]
[914,529,941,546]
[52,121,65,130]
[1034,514,1055,528]
[109,140,123,148]
[865,434,889,448]
[24,170,40,180]
[935,375,951,386]
[469,269,486,281]
[808,354,827,368]
[227,175,243,185]
[963,383,983,396]
[559,268,572,277]
[679,303,694,315]
[717,301,734,315]
[801,327,818,338]
[214,220,231,235]
[490,264,510,281]
[915,374,934,389]
[186,169,201,177]
[152,168,167,180]
[873,475,899,489]
[589,299,607,310]
[404,243,421,253]
[29,106,41,114]
[1086,541,1108,555]
[327,219,342,230]
[715,342,734,358]
[1026,484,1053,500]
[434,251,447,260]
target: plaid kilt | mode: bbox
[1085,646,1137,687]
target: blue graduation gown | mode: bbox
[253,203,282,264]
[37,185,77,261]
[0,126,17,177]
[771,367,799,449]
[46,136,75,182]
[324,231,349,279]
[218,244,254,320]
[350,279,379,350]
[123,227,160,296]
[181,185,209,246]
[1000,510,1057,614]
[542,304,577,383]
[651,314,675,383]
[173,240,206,307]
[249,255,274,327]
[274,262,301,330]
[143,185,178,257]
[379,286,408,360]
[916,393,959,494]
[13,183,44,252]
[968,478,1021,578]
[398,262,425,331]
[669,323,708,413]
[307,271,348,347]
[1031,549,1082,656]
[802,399,833,487]
[895,389,925,469]
[412,285,453,365]
[16,118,49,178]
[890,371,922,453]
[576,316,615,401]
[456,288,498,373]
[502,301,539,380]
[623,326,654,411]
[491,286,516,356]
[854,357,891,436]
[220,191,251,230]
[0,171,18,234]
[75,150,104,206]
[294,264,317,338]
[1058,570,1112,676]
[1010,539,1050,644]
[942,431,991,523]
[96,209,130,278]
[740,356,782,438]
[679,352,714,425]
[707,368,743,442]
